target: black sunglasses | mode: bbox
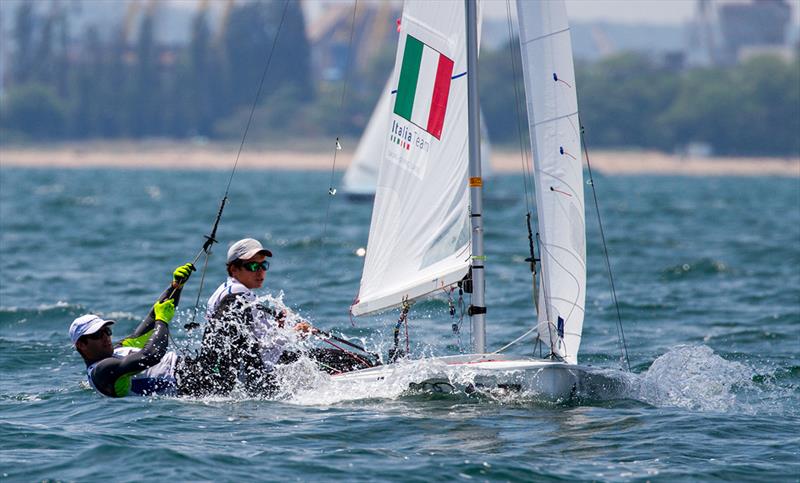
[238,260,270,272]
[85,326,112,340]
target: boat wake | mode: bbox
[630,344,792,415]
[255,344,793,415]
[167,298,791,414]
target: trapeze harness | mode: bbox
[86,347,178,397]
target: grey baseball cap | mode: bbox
[226,238,273,264]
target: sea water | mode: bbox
[0,167,798,481]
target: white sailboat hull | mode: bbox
[330,353,624,402]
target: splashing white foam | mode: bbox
[171,300,786,414]
[273,344,784,412]
[279,357,485,406]
[633,345,754,412]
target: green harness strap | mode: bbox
[113,373,135,397]
[120,330,154,349]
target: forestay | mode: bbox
[517,0,586,364]
[351,0,481,317]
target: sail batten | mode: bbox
[517,0,586,364]
[520,27,571,46]
[532,110,580,127]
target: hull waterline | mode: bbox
[330,353,626,402]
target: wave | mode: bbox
[0,302,84,328]
[0,302,143,333]
[628,345,796,414]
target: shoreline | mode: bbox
[1,142,798,177]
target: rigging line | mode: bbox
[178,0,291,332]
[314,327,376,358]
[506,0,540,322]
[318,338,373,369]
[163,255,208,356]
[534,166,582,198]
[315,359,344,375]
[325,0,359,193]
[505,0,534,211]
[581,127,631,372]
[537,234,582,337]
[539,243,585,338]
[169,252,214,356]
[184,248,213,331]
[536,232,554,344]
[223,0,292,198]
[315,0,359,313]
[491,326,537,354]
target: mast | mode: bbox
[465,0,486,353]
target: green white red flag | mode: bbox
[393,35,454,139]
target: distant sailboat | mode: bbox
[341,78,393,199]
[331,0,619,400]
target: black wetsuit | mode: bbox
[181,291,375,398]
[182,292,271,397]
[85,285,184,398]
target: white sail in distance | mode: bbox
[517,0,586,364]
[351,0,481,317]
[342,77,393,197]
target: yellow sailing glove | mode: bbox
[172,263,196,287]
[154,299,175,324]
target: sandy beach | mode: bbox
[1,142,798,177]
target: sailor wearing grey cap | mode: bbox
[70,263,196,397]
[193,238,312,396]
[225,237,273,264]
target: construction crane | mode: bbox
[122,0,141,43]
[216,0,235,42]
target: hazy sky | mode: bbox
[307,0,696,25]
[307,0,800,26]
[564,0,800,25]
[511,0,695,24]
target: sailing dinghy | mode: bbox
[330,0,622,401]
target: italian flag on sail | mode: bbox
[394,35,454,140]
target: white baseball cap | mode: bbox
[226,238,272,264]
[69,314,114,345]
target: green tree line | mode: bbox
[1,2,798,157]
[1,0,312,141]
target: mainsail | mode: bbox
[351,0,480,316]
[517,0,586,364]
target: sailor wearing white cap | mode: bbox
[70,263,195,397]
